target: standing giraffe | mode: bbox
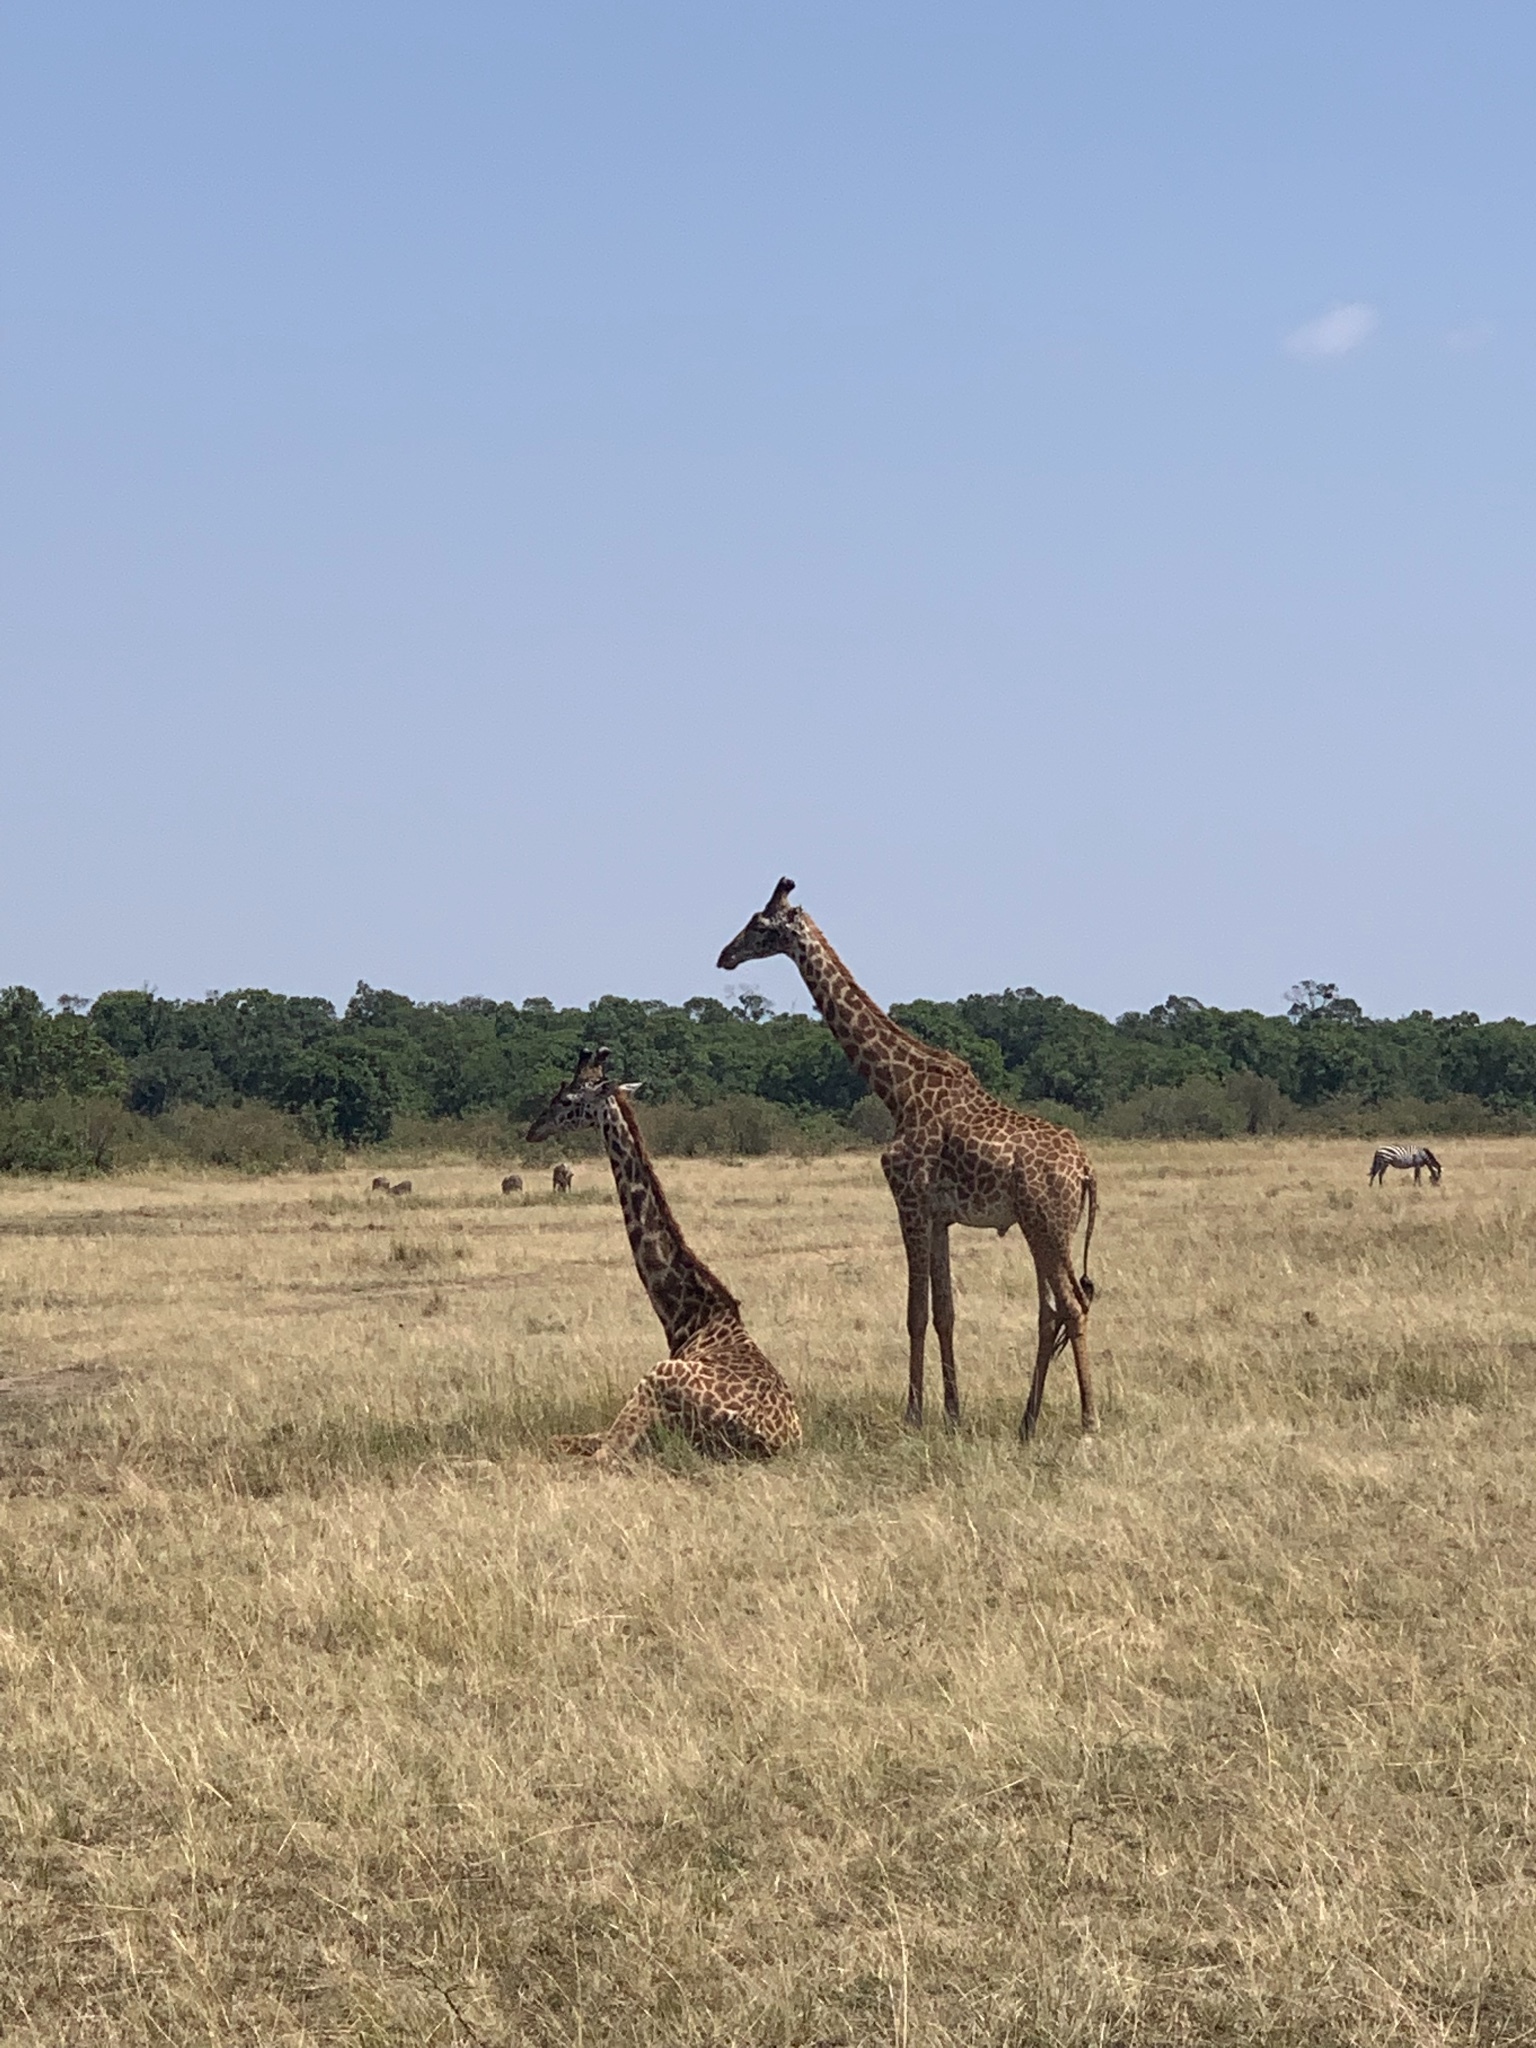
[525,1048,801,1462]
[718,879,1098,1437]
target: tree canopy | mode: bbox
[1,974,1531,1146]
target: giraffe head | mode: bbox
[526,1046,636,1142]
[716,877,804,971]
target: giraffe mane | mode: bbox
[799,913,975,1077]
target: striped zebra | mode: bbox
[1368,1145,1442,1187]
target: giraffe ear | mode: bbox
[616,1080,645,1097]
[766,876,796,913]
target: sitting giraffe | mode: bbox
[526,1047,801,1463]
[551,1161,574,1194]
[720,878,1098,1437]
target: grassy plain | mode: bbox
[0,1139,1534,2045]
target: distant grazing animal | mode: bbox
[1369,1145,1442,1187]
[552,1162,574,1194]
[389,1180,413,1196]
[526,1047,799,1462]
[501,1173,524,1194]
[370,1176,392,1191]
[718,877,1098,1438]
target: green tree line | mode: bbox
[3,973,1536,1165]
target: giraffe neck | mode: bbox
[786,914,961,1115]
[596,1092,739,1350]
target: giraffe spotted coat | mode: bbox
[526,1048,801,1463]
[719,878,1098,1437]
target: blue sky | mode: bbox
[3,4,1533,1022]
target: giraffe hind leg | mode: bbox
[1064,1295,1097,1436]
[1022,1272,1057,1441]
[655,1361,784,1459]
[1022,1260,1096,1440]
[685,1402,777,1460]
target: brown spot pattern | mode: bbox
[718,879,1098,1437]
[526,1052,800,1462]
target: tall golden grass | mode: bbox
[0,1139,1534,2043]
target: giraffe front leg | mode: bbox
[898,1209,932,1427]
[589,1372,673,1464]
[928,1218,961,1426]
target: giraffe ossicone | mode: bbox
[525,1046,801,1463]
[718,879,1099,1437]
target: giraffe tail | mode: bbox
[1049,1171,1097,1358]
[1078,1170,1097,1306]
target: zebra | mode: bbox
[1368,1145,1442,1187]
[501,1173,524,1194]
[552,1162,574,1194]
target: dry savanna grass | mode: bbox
[1,1140,1535,2044]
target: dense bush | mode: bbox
[157,1103,326,1171]
[845,1094,896,1145]
[0,1098,333,1176]
[0,1095,136,1173]
[1289,1092,1533,1139]
[1102,1076,1243,1140]
[379,1113,527,1163]
[1224,1070,1293,1136]
[637,1094,831,1157]
[6,968,1536,1171]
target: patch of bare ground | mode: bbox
[1,1140,1535,2042]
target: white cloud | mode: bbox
[1283,302,1379,361]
